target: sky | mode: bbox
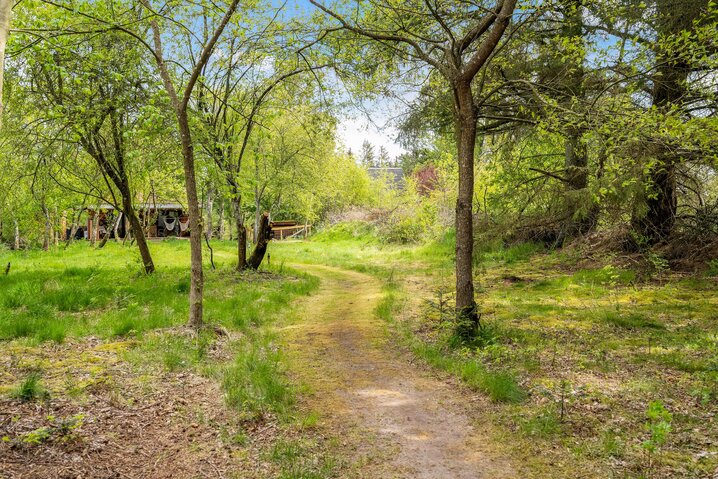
[274,0,409,160]
[336,105,407,158]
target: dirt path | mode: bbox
[282,264,515,479]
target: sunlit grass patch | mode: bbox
[519,408,563,438]
[125,330,215,372]
[459,360,525,403]
[221,337,295,420]
[571,267,636,286]
[601,312,665,330]
[1,241,321,433]
[478,241,546,265]
[268,438,337,479]
[375,288,525,403]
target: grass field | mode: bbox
[273,224,718,478]
[2,232,717,478]
[0,240,336,478]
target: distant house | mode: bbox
[367,167,405,189]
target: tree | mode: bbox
[311,0,520,336]
[194,19,328,269]
[378,145,391,167]
[245,98,337,240]
[630,0,710,243]
[0,0,11,125]
[141,0,241,328]
[360,139,375,167]
[19,28,157,272]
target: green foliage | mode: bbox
[11,372,49,402]
[20,414,84,445]
[706,260,718,277]
[312,222,378,244]
[642,400,672,459]
[20,427,52,445]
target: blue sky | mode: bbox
[275,0,409,158]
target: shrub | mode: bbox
[642,400,672,473]
[11,372,49,402]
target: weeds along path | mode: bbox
[282,264,515,479]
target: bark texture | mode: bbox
[453,81,479,335]
[0,0,11,125]
[232,193,247,270]
[205,185,213,240]
[631,0,707,243]
[247,212,271,270]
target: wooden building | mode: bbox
[76,203,190,241]
[269,220,311,240]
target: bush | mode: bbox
[312,222,378,243]
[11,372,49,402]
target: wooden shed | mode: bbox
[269,220,312,240]
[79,203,190,241]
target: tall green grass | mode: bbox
[221,336,295,420]
[374,284,524,404]
[0,242,318,344]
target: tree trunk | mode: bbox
[114,212,122,242]
[217,195,225,240]
[232,193,247,270]
[453,81,479,336]
[89,212,96,247]
[635,156,677,243]
[177,110,204,328]
[632,55,685,243]
[631,0,704,243]
[0,0,12,127]
[565,133,588,191]
[13,218,19,250]
[123,196,155,273]
[99,214,121,249]
[42,205,51,251]
[205,184,213,240]
[144,0,246,328]
[560,0,592,239]
[217,195,224,240]
[247,212,271,270]
[563,129,591,237]
[53,207,58,246]
[64,210,81,249]
[253,194,261,244]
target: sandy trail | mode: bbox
[281,264,515,479]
